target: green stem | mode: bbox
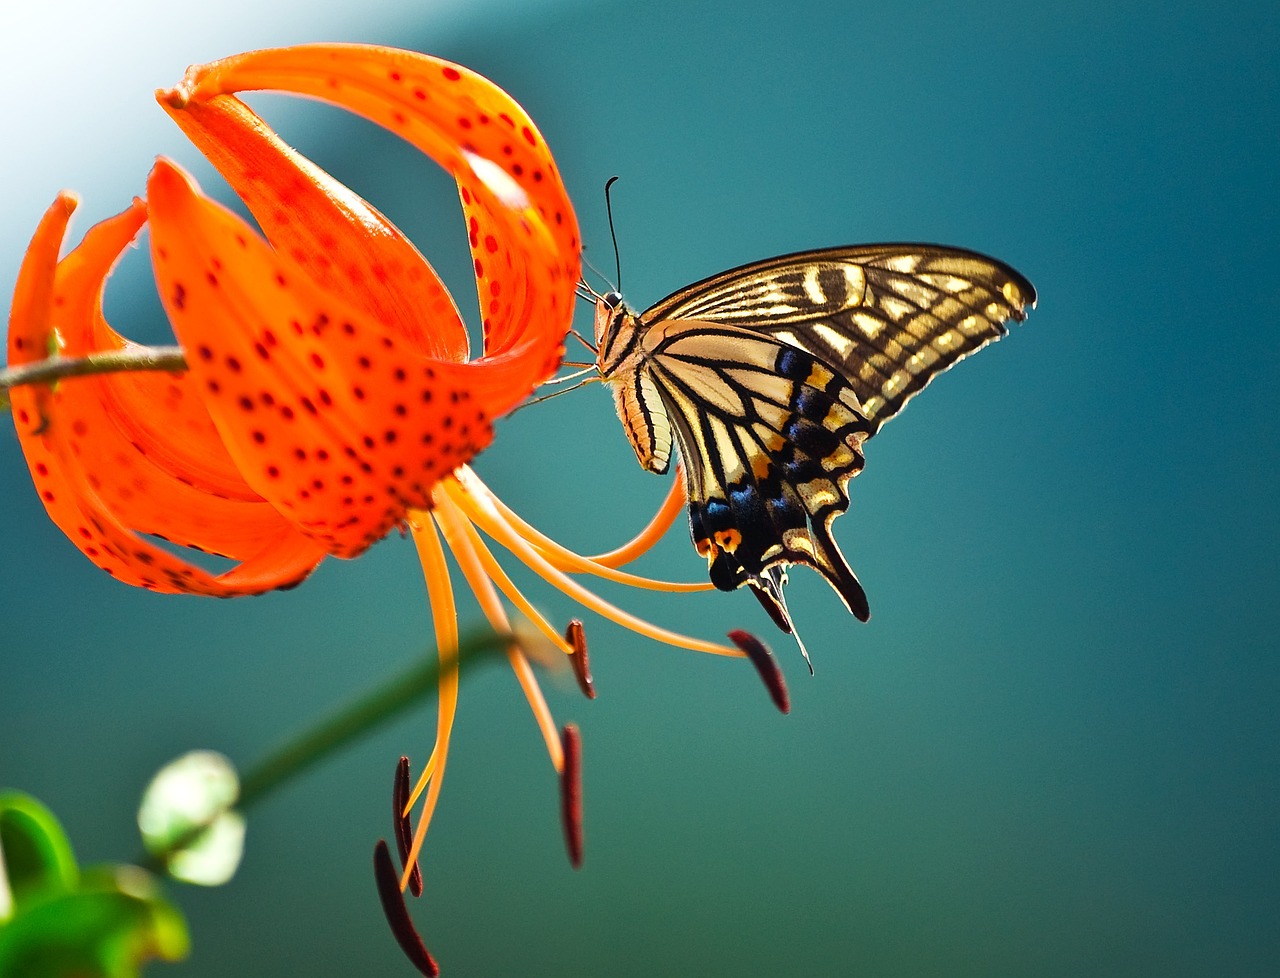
[238,631,503,807]
[0,346,188,412]
[144,631,507,871]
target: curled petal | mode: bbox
[8,195,326,594]
[147,160,496,557]
[168,43,581,413]
[157,92,468,362]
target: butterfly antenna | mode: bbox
[604,175,622,292]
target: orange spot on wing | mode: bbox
[714,528,742,553]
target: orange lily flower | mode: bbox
[7,43,774,927]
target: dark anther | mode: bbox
[393,756,423,897]
[559,724,584,869]
[373,840,439,976]
[729,629,790,714]
[564,619,595,700]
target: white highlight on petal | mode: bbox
[463,151,530,210]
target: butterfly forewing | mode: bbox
[642,245,1036,433]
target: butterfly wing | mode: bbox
[638,318,874,622]
[641,244,1036,434]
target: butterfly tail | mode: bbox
[749,578,794,634]
[809,522,870,622]
[749,567,814,673]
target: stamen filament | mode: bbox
[461,468,710,591]
[443,476,745,659]
[449,510,575,657]
[433,490,564,773]
[585,464,688,568]
[402,508,460,892]
[402,748,437,814]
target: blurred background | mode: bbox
[2,0,1277,975]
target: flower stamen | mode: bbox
[565,620,595,700]
[432,486,565,773]
[392,756,424,897]
[443,475,745,658]
[559,723,583,869]
[446,508,575,658]
[373,840,439,977]
[586,464,688,568]
[402,511,460,891]
[729,630,791,714]
[466,468,709,591]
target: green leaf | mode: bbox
[0,865,189,978]
[137,751,244,886]
[0,792,79,917]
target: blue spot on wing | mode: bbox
[776,347,810,380]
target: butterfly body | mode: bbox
[594,244,1035,650]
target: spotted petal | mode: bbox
[167,43,581,413]
[7,195,326,594]
[147,160,498,558]
[157,93,468,363]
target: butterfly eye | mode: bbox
[602,290,623,310]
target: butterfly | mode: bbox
[590,244,1036,665]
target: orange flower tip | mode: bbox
[728,630,790,715]
[373,841,439,977]
[559,724,584,870]
[564,619,596,700]
[392,756,424,897]
[147,156,190,188]
[156,85,190,110]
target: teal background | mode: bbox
[3,1,1277,976]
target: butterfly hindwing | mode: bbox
[640,319,873,621]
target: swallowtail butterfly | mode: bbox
[593,244,1035,664]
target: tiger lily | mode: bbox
[6,43,774,929]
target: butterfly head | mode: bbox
[593,289,638,375]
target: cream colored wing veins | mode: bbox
[640,244,1036,434]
